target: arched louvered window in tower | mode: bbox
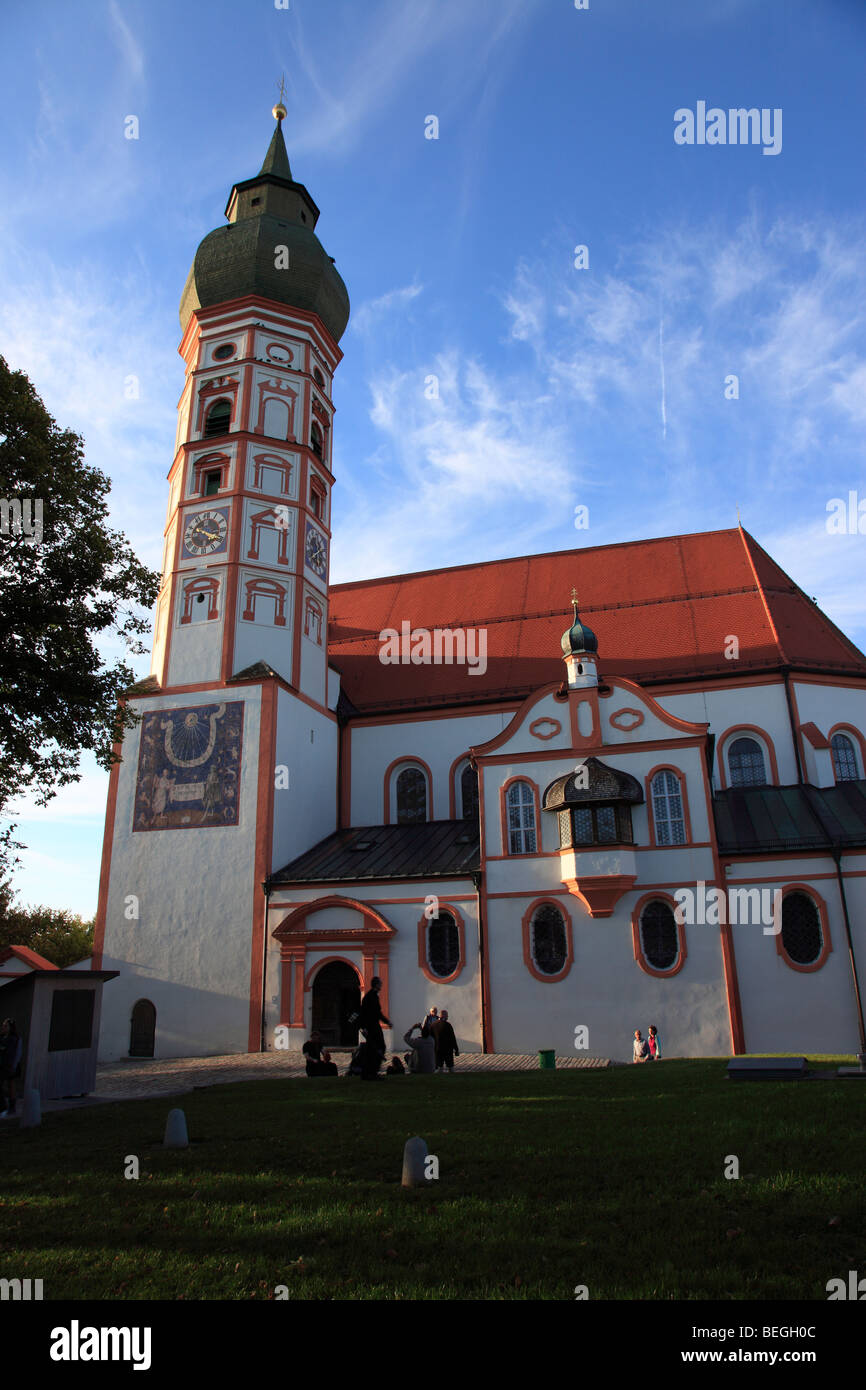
[311,421,324,457]
[781,892,822,966]
[728,736,767,787]
[507,781,536,854]
[651,770,687,845]
[531,903,568,975]
[428,912,460,978]
[203,399,231,439]
[831,733,858,783]
[396,767,427,824]
[460,762,479,820]
[640,900,680,972]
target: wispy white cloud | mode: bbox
[351,282,424,337]
[108,0,146,81]
[284,0,539,159]
[333,344,575,582]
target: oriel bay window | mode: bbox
[557,801,634,847]
[544,757,643,848]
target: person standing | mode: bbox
[0,1019,23,1116]
[632,1028,649,1064]
[358,977,390,1061]
[647,1025,662,1060]
[435,1010,459,1073]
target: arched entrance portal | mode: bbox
[129,999,156,1057]
[311,961,361,1046]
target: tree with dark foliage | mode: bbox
[0,355,160,883]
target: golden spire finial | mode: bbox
[571,586,579,610]
[273,74,288,122]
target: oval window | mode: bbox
[428,913,459,978]
[213,344,235,361]
[781,892,822,966]
[640,900,679,971]
[531,904,567,975]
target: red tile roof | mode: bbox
[328,528,866,714]
[0,945,59,971]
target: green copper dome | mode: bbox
[561,598,598,657]
[179,118,350,343]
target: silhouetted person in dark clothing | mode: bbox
[358,977,390,1058]
[303,1030,337,1076]
[0,1019,22,1116]
[435,1010,459,1073]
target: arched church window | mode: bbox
[204,399,231,439]
[313,367,325,387]
[831,733,859,782]
[639,900,680,972]
[506,781,537,854]
[396,766,427,824]
[781,892,822,966]
[428,913,460,978]
[530,903,567,975]
[651,770,687,845]
[311,421,324,458]
[728,736,767,787]
[460,762,479,820]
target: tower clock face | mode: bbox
[304,522,327,578]
[183,508,229,557]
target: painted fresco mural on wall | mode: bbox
[133,702,244,831]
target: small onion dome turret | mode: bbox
[179,112,350,343]
[561,592,598,657]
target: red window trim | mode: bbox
[417,903,466,984]
[521,897,574,983]
[631,891,688,978]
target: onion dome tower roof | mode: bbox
[179,107,350,342]
[560,591,599,656]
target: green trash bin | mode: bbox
[538,1049,556,1070]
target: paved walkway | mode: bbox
[90,1049,618,1103]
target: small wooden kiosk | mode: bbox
[0,969,118,1099]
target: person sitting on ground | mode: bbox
[434,1010,459,1073]
[302,1030,337,1076]
[647,1024,662,1061]
[385,1055,406,1075]
[403,1023,436,1074]
[633,1028,650,1064]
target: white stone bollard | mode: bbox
[20,1088,41,1128]
[401,1135,428,1187]
[163,1107,189,1148]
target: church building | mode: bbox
[93,110,866,1064]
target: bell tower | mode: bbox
[94,103,350,1062]
[150,100,349,699]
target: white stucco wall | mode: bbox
[349,711,514,824]
[263,883,482,1055]
[98,685,264,1060]
[657,682,797,786]
[270,687,338,873]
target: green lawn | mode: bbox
[1,1059,864,1300]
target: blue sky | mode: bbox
[2,0,865,915]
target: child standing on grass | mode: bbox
[648,1025,662,1060]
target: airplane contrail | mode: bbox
[659,309,667,441]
